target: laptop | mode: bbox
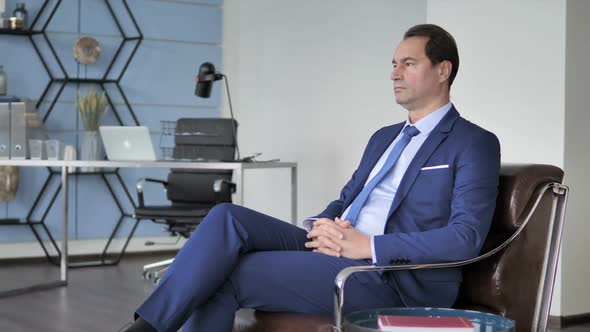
[99,126,157,161]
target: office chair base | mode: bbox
[143,258,174,271]
[143,258,173,284]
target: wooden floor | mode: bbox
[0,254,588,332]
[0,253,167,332]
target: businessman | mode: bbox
[124,23,501,332]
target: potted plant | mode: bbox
[76,85,109,171]
[77,85,108,131]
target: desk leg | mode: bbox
[60,166,68,283]
[291,166,297,224]
[234,165,244,206]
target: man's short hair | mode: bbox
[404,24,459,88]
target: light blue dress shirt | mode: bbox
[304,102,452,263]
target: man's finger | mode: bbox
[317,224,344,239]
[313,218,337,227]
[304,239,321,249]
[316,235,341,252]
[309,223,344,240]
[335,217,353,228]
[313,247,341,257]
[307,228,333,240]
[314,218,334,226]
[305,238,341,252]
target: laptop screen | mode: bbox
[99,126,157,161]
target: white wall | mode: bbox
[223,0,590,317]
[426,0,567,316]
[426,0,565,168]
[563,0,590,316]
[223,0,427,221]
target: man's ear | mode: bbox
[438,60,452,83]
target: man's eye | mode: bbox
[406,62,414,66]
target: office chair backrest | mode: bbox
[166,118,237,204]
[173,118,237,161]
[454,164,565,332]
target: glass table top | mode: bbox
[344,307,515,332]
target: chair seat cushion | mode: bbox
[134,204,211,219]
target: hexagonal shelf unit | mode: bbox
[27,169,138,267]
[0,0,145,267]
[40,0,144,126]
[0,0,58,110]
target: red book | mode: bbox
[377,315,475,332]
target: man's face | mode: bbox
[391,36,445,111]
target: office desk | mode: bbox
[0,159,297,298]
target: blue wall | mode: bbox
[0,0,223,242]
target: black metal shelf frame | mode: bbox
[1,0,145,267]
[28,169,140,267]
[40,0,143,126]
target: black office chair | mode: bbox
[134,118,238,283]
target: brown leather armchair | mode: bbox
[233,164,569,332]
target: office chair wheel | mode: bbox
[142,271,154,281]
[154,277,161,285]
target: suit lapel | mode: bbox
[386,107,460,220]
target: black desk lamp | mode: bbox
[194,62,240,160]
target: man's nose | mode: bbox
[391,67,401,81]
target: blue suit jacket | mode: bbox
[314,106,501,307]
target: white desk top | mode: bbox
[0,159,297,170]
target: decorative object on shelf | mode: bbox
[12,2,26,29]
[45,139,63,160]
[9,16,22,30]
[73,36,101,65]
[0,165,18,202]
[64,145,76,173]
[0,65,6,95]
[76,85,108,171]
[76,85,108,131]
[80,130,104,172]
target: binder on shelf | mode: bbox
[9,102,27,159]
[0,102,9,159]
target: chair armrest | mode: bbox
[333,261,478,331]
[213,179,236,204]
[332,181,569,332]
[213,179,236,193]
[136,177,168,208]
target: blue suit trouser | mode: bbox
[135,203,403,332]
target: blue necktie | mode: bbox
[345,125,420,225]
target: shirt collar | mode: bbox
[403,102,453,136]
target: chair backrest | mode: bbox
[454,164,566,332]
[166,118,237,204]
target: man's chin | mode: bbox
[395,97,409,107]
